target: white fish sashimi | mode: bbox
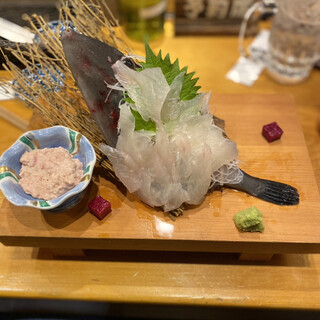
[112,61,169,123]
[100,61,241,212]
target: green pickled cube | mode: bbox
[233,207,265,232]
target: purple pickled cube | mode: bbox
[88,196,112,220]
[262,122,283,142]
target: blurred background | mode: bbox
[0,0,258,38]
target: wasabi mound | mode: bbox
[233,207,265,232]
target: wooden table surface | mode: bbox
[1,34,320,309]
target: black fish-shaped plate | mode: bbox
[61,31,299,207]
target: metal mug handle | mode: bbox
[238,0,277,59]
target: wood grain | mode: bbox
[0,246,319,309]
[1,94,319,253]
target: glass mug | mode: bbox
[119,0,167,43]
[239,0,320,84]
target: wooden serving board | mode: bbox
[1,94,320,254]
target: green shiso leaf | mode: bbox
[125,43,200,132]
[130,107,156,132]
[123,91,135,104]
[139,43,201,101]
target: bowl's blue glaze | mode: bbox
[0,126,96,212]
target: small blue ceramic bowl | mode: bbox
[0,126,96,212]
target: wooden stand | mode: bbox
[1,95,320,258]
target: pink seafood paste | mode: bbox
[19,147,83,200]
